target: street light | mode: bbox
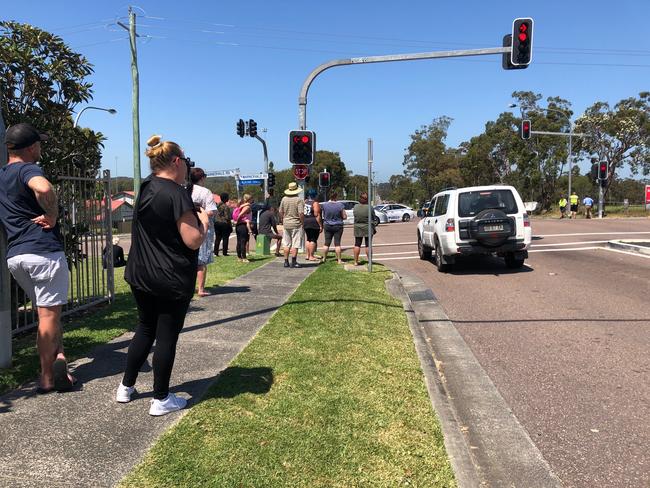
[509,103,574,200]
[73,106,117,128]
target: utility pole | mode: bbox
[0,102,11,367]
[255,128,269,198]
[367,139,373,273]
[118,8,141,196]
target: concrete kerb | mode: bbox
[387,270,562,488]
[607,239,650,256]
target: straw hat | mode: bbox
[284,182,301,196]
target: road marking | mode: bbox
[531,240,610,247]
[534,231,650,238]
[529,246,600,253]
[602,247,650,259]
[370,241,417,247]
[375,256,421,261]
[372,250,419,256]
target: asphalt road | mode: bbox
[354,217,650,488]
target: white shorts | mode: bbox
[7,252,69,307]
[282,228,302,249]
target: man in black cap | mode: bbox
[0,123,75,393]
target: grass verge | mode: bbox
[121,261,456,488]
[0,254,271,394]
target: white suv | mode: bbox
[416,185,532,271]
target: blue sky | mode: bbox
[4,0,649,181]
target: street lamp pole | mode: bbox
[73,106,117,128]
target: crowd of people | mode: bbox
[0,124,376,417]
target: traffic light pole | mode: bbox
[367,139,373,273]
[598,184,605,219]
[254,134,269,198]
[297,46,511,130]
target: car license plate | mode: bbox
[484,224,504,232]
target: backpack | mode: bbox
[215,203,230,224]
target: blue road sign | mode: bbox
[239,179,263,186]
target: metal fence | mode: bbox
[6,168,114,336]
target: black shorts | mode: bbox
[570,204,578,212]
[305,228,320,243]
[354,236,369,247]
[324,224,343,247]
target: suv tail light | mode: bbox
[445,218,455,232]
[523,213,530,227]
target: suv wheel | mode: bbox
[418,235,432,260]
[434,238,450,272]
[470,209,513,247]
[504,253,525,269]
[402,214,411,222]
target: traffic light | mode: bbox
[318,171,331,188]
[289,130,315,165]
[248,119,258,138]
[598,161,608,186]
[236,119,245,138]
[521,119,531,140]
[511,18,533,67]
[502,35,525,70]
[267,172,275,188]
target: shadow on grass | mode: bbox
[201,366,274,400]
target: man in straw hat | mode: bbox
[279,181,304,268]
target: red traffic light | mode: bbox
[600,163,607,172]
[518,33,528,42]
[301,135,310,143]
[519,23,528,33]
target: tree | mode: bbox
[0,21,103,179]
[574,92,650,196]
[403,116,462,196]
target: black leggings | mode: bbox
[355,236,369,247]
[122,287,191,400]
[213,221,232,255]
[236,223,249,259]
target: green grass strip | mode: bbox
[121,261,456,488]
[0,255,271,394]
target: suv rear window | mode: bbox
[458,190,518,217]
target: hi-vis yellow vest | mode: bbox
[570,194,579,205]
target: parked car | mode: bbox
[337,200,387,225]
[374,203,417,222]
[416,185,532,271]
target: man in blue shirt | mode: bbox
[0,123,74,393]
[582,195,594,219]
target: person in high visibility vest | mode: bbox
[569,191,579,219]
[558,196,568,219]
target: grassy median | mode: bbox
[121,261,456,488]
[0,255,271,394]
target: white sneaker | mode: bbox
[149,393,187,416]
[115,383,136,403]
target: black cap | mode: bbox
[4,123,48,150]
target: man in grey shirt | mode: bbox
[279,182,304,268]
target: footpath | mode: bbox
[0,259,316,488]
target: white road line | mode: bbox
[534,231,650,238]
[529,246,600,253]
[531,240,610,247]
[375,256,421,261]
[370,241,417,247]
[372,250,419,256]
[602,247,650,259]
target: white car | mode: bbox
[416,185,532,271]
[337,200,387,225]
[374,203,417,222]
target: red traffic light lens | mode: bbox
[523,122,530,130]
[518,33,528,42]
[301,135,310,144]
[519,23,528,33]
[600,164,607,171]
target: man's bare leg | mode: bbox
[36,305,63,389]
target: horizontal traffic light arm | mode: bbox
[298,45,513,130]
[530,130,587,137]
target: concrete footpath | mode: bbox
[0,259,316,488]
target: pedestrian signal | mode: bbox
[521,120,531,140]
[318,171,331,188]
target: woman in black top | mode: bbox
[117,135,209,416]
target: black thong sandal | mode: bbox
[52,358,74,392]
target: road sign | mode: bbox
[238,172,267,180]
[205,169,239,177]
[239,179,263,186]
[645,185,650,209]
[293,164,309,180]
